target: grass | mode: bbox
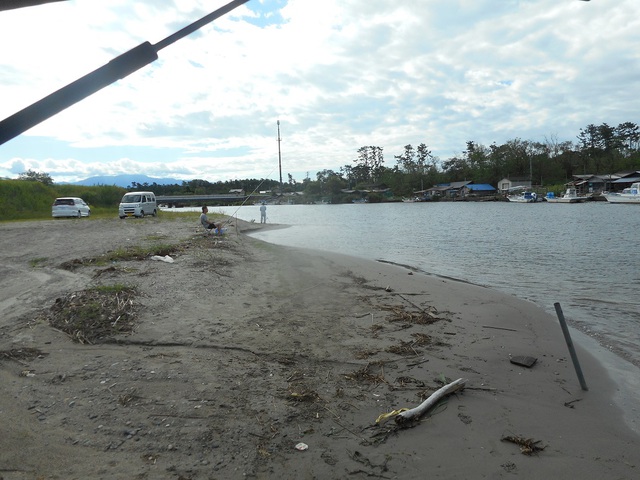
[29,257,48,267]
[0,180,125,222]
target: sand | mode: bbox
[0,216,638,479]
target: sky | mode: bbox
[0,0,638,185]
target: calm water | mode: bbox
[199,201,640,366]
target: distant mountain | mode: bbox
[72,174,183,188]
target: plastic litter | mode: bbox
[150,255,174,263]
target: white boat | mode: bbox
[507,191,538,203]
[545,187,588,203]
[603,182,640,204]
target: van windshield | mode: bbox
[123,195,141,203]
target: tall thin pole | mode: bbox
[277,120,283,196]
[554,302,589,391]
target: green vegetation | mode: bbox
[124,121,640,203]
[2,120,639,213]
[66,244,180,267]
[29,257,48,268]
[0,179,126,221]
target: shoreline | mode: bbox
[365,255,640,434]
[1,217,638,478]
[247,222,640,400]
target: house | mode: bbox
[420,181,473,198]
[497,177,531,193]
[462,184,496,197]
[569,171,640,193]
[610,171,640,191]
[229,189,245,195]
[569,175,609,194]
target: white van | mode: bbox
[118,191,157,218]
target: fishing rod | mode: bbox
[0,0,251,145]
[222,169,276,227]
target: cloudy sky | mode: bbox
[0,0,637,184]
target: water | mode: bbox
[182,201,640,367]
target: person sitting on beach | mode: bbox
[200,206,223,235]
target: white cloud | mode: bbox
[1,0,639,183]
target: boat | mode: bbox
[507,191,539,203]
[603,182,640,204]
[402,195,430,203]
[545,187,588,203]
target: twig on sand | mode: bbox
[482,325,518,332]
[501,434,546,455]
[375,378,467,426]
[395,378,466,425]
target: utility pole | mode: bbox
[277,120,283,196]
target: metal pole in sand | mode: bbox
[554,302,588,391]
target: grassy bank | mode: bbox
[0,180,126,221]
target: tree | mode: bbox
[395,144,416,173]
[354,146,384,183]
[340,165,354,188]
[18,169,53,185]
[416,143,433,175]
[615,122,640,156]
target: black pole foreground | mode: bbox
[0,0,251,145]
[554,302,589,391]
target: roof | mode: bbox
[613,176,640,184]
[615,170,640,179]
[425,185,450,192]
[465,184,496,191]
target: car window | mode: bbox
[54,199,74,206]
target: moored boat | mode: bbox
[545,187,588,203]
[507,191,539,203]
[603,182,640,204]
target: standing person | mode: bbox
[200,206,222,234]
[260,202,267,224]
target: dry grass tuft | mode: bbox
[47,285,138,344]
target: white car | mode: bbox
[52,197,91,218]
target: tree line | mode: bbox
[14,121,640,204]
[308,121,640,202]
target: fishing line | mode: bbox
[221,168,277,226]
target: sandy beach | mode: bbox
[0,216,638,479]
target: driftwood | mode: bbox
[395,378,467,425]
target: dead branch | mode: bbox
[395,378,466,425]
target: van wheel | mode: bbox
[77,211,82,218]
[140,211,145,218]
[119,216,125,219]
[152,209,157,217]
